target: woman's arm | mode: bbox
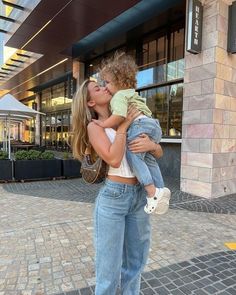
[87,123,126,167]
[128,134,163,158]
[88,107,140,167]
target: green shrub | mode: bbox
[0,151,8,160]
[41,151,54,160]
[14,150,29,160]
[27,150,41,160]
[63,152,71,160]
[14,150,55,160]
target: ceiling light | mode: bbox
[21,20,52,49]
[0,15,15,22]
[10,58,24,63]
[16,53,30,58]
[1,67,13,72]
[2,1,24,10]
[6,63,19,68]
[0,29,8,34]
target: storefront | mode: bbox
[1,0,236,198]
[39,76,75,151]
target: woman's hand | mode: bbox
[128,134,163,158]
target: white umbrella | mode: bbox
[0,94,45,159]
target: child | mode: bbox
[93,52,170,214]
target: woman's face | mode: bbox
[87,81,112,107]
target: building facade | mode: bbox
[0,0,235,198]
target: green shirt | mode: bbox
[110,89,152,118]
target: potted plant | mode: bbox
[61,152,81,178]
[0,151,13,181]
[14,150,62,181]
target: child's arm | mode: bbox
[93,114,125,128]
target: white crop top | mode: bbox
[105,128,135,178]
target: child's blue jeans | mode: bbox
[126,117,164,188]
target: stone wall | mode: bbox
[181,0,236,198]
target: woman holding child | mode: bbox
[71,53,169,294]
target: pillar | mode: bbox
[181,0,236,198]
[35,93,41,145]
[72,60,85,90]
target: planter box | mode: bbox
[14,159,62,180]
[0,160,13,181]
[62,159,81,178]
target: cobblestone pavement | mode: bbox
[0,178,235,295]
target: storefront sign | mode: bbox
[186,0,203,54]
[228,1,236,53]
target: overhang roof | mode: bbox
[1,0,184,99]
[2,0,142,98]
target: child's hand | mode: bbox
[92,119,105,127]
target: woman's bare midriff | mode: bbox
[107,175,138,185]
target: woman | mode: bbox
[71,79,163,295]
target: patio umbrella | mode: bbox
[0,94,45,159]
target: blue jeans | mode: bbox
[127,117,164,188]
[94,179,150,295]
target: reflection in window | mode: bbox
[137,35,167,88]
[140,86,168,136]
[137,27,184,88]
[41,111,71,151]
[140,83,182,137]
[169,83,183,137]
[41,81,73,111]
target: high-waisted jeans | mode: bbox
[94,179,151,295]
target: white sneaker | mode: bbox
[144,188,165,214]
[155,187,171,215]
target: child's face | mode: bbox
[104,75,119,95]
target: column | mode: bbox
[181,0,236,198]
[35,93,41,145]
[72,60,85,90]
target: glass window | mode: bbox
[51,83,65,107]
[140,86,168,136]
[41,116,46,146]
[169,83,183,136]
[41,88,51,110]
[167,28,185,81]
[41,80,73,112]
[45,116,51,147]
[137,34,167,88]
[140,82,182,137]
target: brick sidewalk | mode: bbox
[0,178,235,294]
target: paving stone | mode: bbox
[141,288,156,295]
[153,286,169,295]
[0,177,235,294]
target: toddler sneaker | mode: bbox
[144,187,171,215]
[144,188,164,214]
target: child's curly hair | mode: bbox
[100,51,138,89]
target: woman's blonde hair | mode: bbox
[100,51,138,89]
[71,79,97,160]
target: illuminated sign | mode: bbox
[186,0,203,54]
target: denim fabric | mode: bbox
[94,179,150,295]
[127,117,164,187]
